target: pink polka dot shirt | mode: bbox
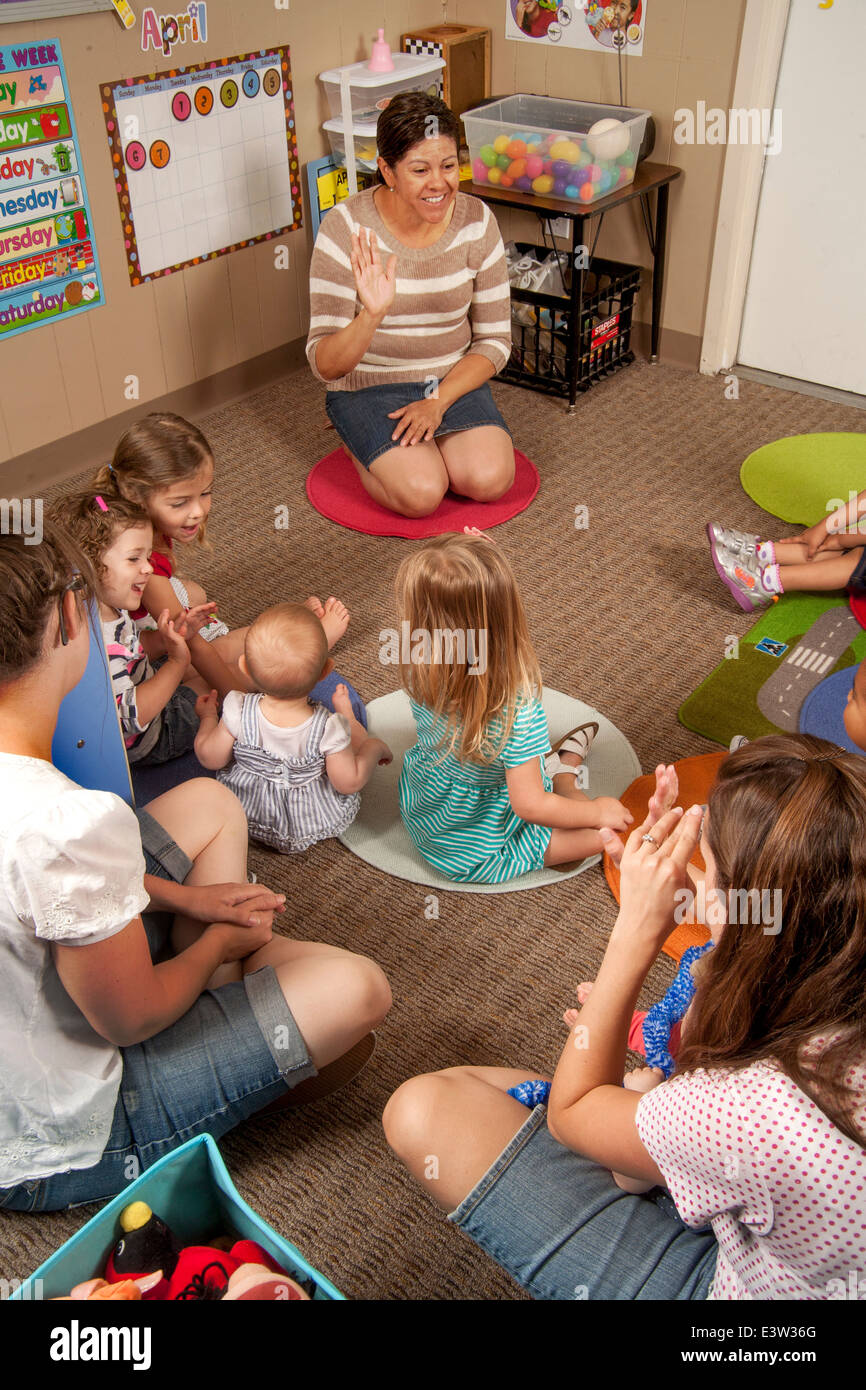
[636,1056,866,1299]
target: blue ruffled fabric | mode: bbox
[507,942,714,1109]
[507,1079,552,1109]
[641,942,714,1078]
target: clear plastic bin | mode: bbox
[322,116,380,172]
[463,95,651,206]
[320,52,444,126]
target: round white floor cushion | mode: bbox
[339,687,642,894]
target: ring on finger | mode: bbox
[641,833,659,849]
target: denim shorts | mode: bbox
[128,683,200,767]
[848,548,866,595]
[325,380,511,470]
[0,810,316,1212]
[449,1106,719,1301]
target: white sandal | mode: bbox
[545,721,599,776]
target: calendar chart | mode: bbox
[102,49,301,284]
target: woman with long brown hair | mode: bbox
[383,735,866,1298]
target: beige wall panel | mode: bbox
[184,256,237,380]
[151,272,196,392]
[1,329,70,456]
[256,231,302,353]
[682,0,745,64]
[94,279,168,410]
[52,312,105,432]
[645,0,687,60]
[226,245,265,365]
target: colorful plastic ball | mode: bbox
[493,134,510,154]
[525,154,544,178]
[549,139,581,163]
[487,166,503,184]
[497,154,510,170]
[542,160,554,175]
[552,160,570,179]
[532,174,555,195]
[600,171,614,192]
[553,178,567,196]
[508,157,526,179]
[580,182,596,202]
[618,149,636,167]
[500,174,514,187]
[575,167,590,185]
[577,148,591,167]
[507,139,527,158]
[472,158,488,182]
[587,164,602,183]
[479,145,497,168]
[617,167,634,185]
[515,175,532,191]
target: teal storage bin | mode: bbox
[10,1134,344,1301]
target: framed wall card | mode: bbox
[101,47,302,285]
[0,36,105,338]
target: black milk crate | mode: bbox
[501,246,641,399]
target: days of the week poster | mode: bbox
[0,36,104,339]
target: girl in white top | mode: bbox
[0,521,390,1209]
[383,734,866,1300]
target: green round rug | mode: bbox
[740,433,866,526]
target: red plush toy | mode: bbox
[103,1202,310,1301]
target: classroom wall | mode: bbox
[0,0,746,485]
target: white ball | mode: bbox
[586,117,630,161]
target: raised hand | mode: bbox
[350,227,397,320]
[157,608,191,667]
[174,600,218,640]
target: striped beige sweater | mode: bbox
[306,188,512,392]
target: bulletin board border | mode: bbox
[100,46,302,287]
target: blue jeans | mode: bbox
[325,380,511,470]
[450,1106,719,1300]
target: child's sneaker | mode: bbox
[706,523,760,566]
[709,541,774,612]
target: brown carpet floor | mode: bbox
[2,360,863,1300]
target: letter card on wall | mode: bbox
[101,49,302,285]
[0,37,105,340]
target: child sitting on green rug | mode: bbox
[707,487,866,612]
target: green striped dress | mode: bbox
[398,696,554,883]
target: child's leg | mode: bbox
[149,779,248,985]
[543,744,603,867]
[769,550,860,594]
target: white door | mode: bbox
[737,0,866,395]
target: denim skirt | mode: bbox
[449,1106,719,1301]
[325,380,511,470]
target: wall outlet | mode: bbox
[548,217,571,240]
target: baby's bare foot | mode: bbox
[648,764,678,822]
[563,980,594,1028]
[320,595,349,649]
[304,595,325,619]
[332,682,352,719]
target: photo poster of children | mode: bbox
[505,1,646,55]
